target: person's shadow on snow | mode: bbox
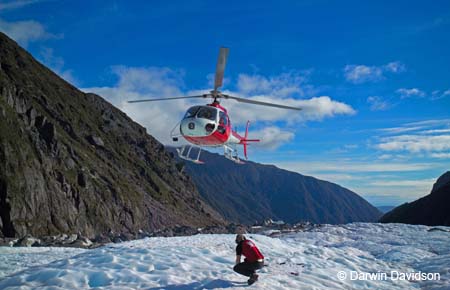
[147,279,247,289]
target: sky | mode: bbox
[1,0,449,207]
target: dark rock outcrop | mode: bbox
[431,171,450,193]
[380,171,450,226]
[0,32,222,239]
[168,148,382,224]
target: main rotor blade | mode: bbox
[127,95,207,103]
[223,95,302,111]
[214,47,229,91]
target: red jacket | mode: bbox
[237,239,264,262]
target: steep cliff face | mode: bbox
[169,148,382,225]
[380,171,450,226]
[0,32,222,239]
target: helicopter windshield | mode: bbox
[184,106,201,119]
[196,106,217,121]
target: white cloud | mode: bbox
[404,119,450,127]
[431,89,450,100]
[430,152,450,159]
[412,17,449,34]
[0,18,58,47]
[363,178,435,201]
[223,95,355,126]
[275,160,434,173]
[375,119,450,157]
[377,154,393,160]
[343,61,405,84]
[322,144,360,155]
[383,61,406,73]
[355,183,433,202]
[377,134,450,152]
[82,66,187,145]
[296,96,356,120]
[431,90,440,99]
[83,67,355,147]
[236,71,311,97]
[378,126,425,134]
[396,88,426,99]
[367,96,391,111]
[0,0,39,10]
[369,179,435,187]
[39,47,77,85]
[344,144,358,149]
[250,126,294,150]
[420,128,450,134]
[112,66,185,96]
[344,65,383,83]
[311,173,361,182]
[377,119,450,136]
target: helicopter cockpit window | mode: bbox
[184,106,201,119]
[219,111,228,126]
[196,107,217,121]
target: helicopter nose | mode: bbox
[181,118,215,136]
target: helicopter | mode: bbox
[128,47,301,164]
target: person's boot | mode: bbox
[248,273,259,285]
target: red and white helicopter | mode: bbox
[128,47,301,164]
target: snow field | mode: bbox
[0,223,448,289]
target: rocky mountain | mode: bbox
[431,171,450,193]
[0,32,223,240]
[168,148,382,224]
[379,171,450,226]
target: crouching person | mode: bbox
[233,234,264,285]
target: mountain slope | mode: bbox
[0,32,222,239]
[169,148,381,224]
[380,171,450,226]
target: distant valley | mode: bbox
[377,206,395,213]
[380,171,450,226]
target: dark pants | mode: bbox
[233,261,264,277]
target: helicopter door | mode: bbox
[218,111,228,134]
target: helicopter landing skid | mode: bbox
[176,145,204,164]
[223,144,245,164]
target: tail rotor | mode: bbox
[241,121,259,159]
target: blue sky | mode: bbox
[1,0,449,206]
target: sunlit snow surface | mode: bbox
[0,223,449,289]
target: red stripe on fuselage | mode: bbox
[184,130,230,146]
